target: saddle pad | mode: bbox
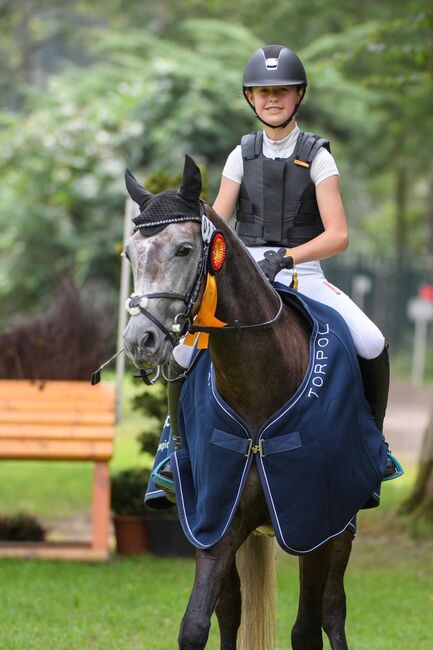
[145,285,386,555]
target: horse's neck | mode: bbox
[209,228,309,433]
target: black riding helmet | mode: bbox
[243,45,307,129]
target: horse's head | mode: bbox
[123,155,209,368]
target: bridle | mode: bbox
[125,204,211,348]
[125,208,284,383]
[126,248,208,350]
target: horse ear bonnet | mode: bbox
[124,156,203,236]
[178,154,202,202]
[124,169,153,209]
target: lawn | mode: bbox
[0,532,432,649]
[0,375,432,648]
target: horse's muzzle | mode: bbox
[123,316,172,367]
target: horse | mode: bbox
[123,155,353,650]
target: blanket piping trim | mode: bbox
[257,454,356,553]
[259,317,318,436]
[252,302,383,552]
[146,488,166,499]
[210,372,250,437]
[208,327,318,439]
[173,449,253,549]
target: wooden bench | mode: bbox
[0,380,115,561]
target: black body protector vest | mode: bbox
[235,130,331,247]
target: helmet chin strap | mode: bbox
[255,107,297,130]
[245,87,306,130]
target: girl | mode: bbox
[211,44,396,477]
[165,45,398,489]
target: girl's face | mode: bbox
[245,86,302,127]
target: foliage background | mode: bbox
[0,7,431,645]
[0,1,431,360]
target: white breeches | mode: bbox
[173,253,385,368]
[248,250,385,360]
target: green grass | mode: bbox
[1,376,432,647]
[0,531,432,649]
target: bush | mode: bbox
[132,381,168,456]
[110,468,151,516]
[0,277,108,380]
[0,514,47,541]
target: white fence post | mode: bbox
[115,198,139,422]
[407,297,433,387]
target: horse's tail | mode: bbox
[236,534,277,650]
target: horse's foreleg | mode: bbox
[179,542,241,650]
[322,530,353,650]
[178,465,269,650]
[215,560,241,650]
[179,550,222,650]
[291,542,332,650]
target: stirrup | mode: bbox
[152,457,176,493]
[382,451,404,482]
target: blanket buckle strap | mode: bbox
[245,439,266,458]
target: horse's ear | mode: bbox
[124,169,153,209]
[178,155,201,201]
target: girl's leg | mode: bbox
[295,273,398,478]
[298,274,385,360]
[167,356,187,451]
[154,343,194,496]
[169,341,196,450]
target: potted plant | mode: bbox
[145,510,195,558]
[111,466,195,558]
[110,467,152,555]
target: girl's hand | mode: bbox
[258,248,294,282]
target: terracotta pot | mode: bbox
[112,515,149,555]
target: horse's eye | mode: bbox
[176,244,192,257]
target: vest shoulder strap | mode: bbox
[241,130,263,160]
[295,131,331,165]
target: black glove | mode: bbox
[257,248,294,283]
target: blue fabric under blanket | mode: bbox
[145,284,386,555]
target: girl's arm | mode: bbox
[289,175,349,264]
[212,176,241,222]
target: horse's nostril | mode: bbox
[140,331,155,350]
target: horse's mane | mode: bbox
[204,204,279,302]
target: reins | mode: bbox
[188,292,284,338]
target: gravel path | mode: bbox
[385,379,432,461]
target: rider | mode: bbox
[162,44,398,492]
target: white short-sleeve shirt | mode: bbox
[222,125,339,187]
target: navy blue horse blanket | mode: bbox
[145,284,387,555]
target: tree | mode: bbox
[0,21,258,327]
[399,403,433,534]
[1,4,431,327]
